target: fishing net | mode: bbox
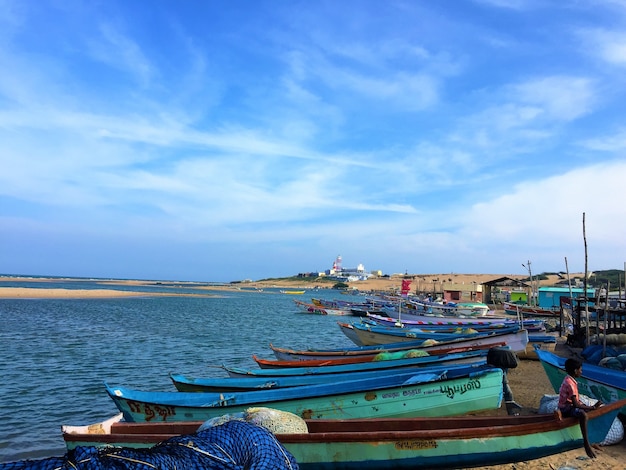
[0,420,299,470]
[198,407,308,434]
[373,349,429,361]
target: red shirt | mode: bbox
[558,375,578,409]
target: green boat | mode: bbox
[106,366,504,422]
[535,348,626,412]
[63,399,626,469]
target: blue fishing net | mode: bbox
[0,420,299,470]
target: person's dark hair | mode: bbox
[565,358,582,375]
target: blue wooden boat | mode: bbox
[517,334,557,360]
[106,365,504,422]
[351,322,498,342]
[368,313,545,332]
[536,348,626,412]
[171,356,489,392]
[63,399,626,469]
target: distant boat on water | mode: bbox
[280,290,305,294]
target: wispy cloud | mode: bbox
[1,0,625,280]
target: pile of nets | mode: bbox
[373,349,430,361]
[0,415,299,470]
[200,407,309,434]
[581,344,626,371]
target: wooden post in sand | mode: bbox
[583,212,590,344]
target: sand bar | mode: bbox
[0,287,217,299]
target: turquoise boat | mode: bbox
[535,348,626,411]
[63,399,626,469]
[106,365,504,422]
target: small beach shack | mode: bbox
[537,286,595,310]
[481,277,530,305]
[440,282,483,303]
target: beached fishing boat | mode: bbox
[350,322,529,352]
[63,399,626,469]
[294,299,353,316]
[338,320,362,344]
[259,344,492,368]
[351,322,520,343]
[367,313,544,332]
[254,346,490,370]
[105,365,504,422]
[269,337,506,362]
[536,348,626,412]
[454,302,492,316]
[516,334,558,360]
[402,299,459,316]
[311,298,386,317]
[225,347,499,378]
[503,301,559,317]
[170,357,489,392]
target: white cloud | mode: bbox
[581,28,626,66]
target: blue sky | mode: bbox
[1,0,625,282]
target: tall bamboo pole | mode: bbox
[564,256,573,337]
[583,213,590,344]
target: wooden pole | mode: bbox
[603,281,609,357]
[564,256,573,337]
[583,213,590,344]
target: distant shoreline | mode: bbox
[0,273,574,300]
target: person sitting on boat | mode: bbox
[556,358,603,459]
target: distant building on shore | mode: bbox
[325,255,372,282]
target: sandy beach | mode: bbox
[0,272,573,299]
[1,275,624,468]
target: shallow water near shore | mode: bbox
[0,281,357,463]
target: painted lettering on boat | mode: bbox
[395,439,437,450]
[382,392,400,399]
[127,400,176,422]
[440,378,481,399]
[402,388,423,397]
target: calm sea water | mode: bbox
[0,280,359,463]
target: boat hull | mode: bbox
[64,399,626,469]
[503,302,559,317]
[270,341,505,367]
[351,324,529,352]
[535,348,626,412]
[516,335,557,360]
[106,367,504,423]
[172,356,489,391]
